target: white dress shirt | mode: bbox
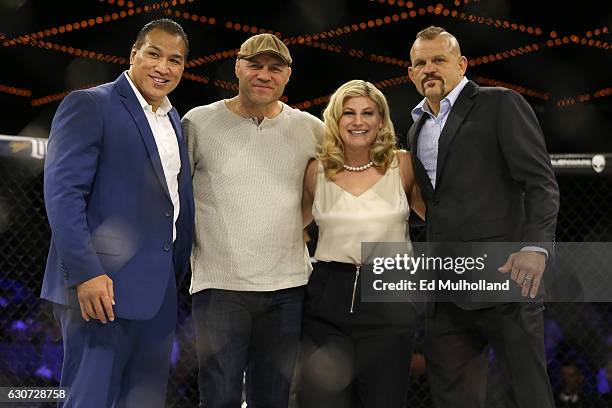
[125,72,181,242]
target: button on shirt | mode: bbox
[125,72,181,242]
[411,76,468,188]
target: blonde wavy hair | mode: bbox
[319,79,397,178]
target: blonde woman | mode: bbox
[298,80,425,407]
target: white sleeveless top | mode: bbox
[312,156,411,264]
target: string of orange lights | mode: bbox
[7,1,591,76]
[29,73,397,109]
[181,72,210,84]
[289,73,556,112]
[162,8,285,69]
[18,24,606,76]
[584,26,609,37]
[425,5,544,36]
[556,87,612,108]
[548,28,610,50]
[161,9,219,29]
[96,0,198,10]
[0,84,31,98]
[357,50,410,67]
[2,1,173,47]
[211,79,238,92]
[30,72,219,107]
[373,1,611,52]
[7,2,608,108]
[470,76,550,100]
[171,15,411,70]
[24,71,612,111]
[291,75,410,110]
[455,24,610,68]
[27,39,128,64]
[370,0,416,7]
[299,73,552,111]
[160,9,283,68]
[163,8,275,38]
[30,83,103,107]
[288,35,411,68]
[284,10,421,45]
[181,16,607,70]
[372,0,481,10]
[469,42,544,67]
[186,49,238,68]
[99,0,197,8]
[367,1,544,36]
[99,0,135,8]
[453,0,480,5]
[185,41,336,70]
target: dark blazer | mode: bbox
[41,73,195,320]
[408,80,559,308]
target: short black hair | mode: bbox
[133,19,189,58]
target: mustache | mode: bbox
[422,75,443,87]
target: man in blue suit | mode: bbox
[41,19,194,407]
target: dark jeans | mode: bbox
[192,287,304,408]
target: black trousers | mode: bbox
[297,261,416,408]
[424,301,555,408]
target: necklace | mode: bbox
[235,99,251,119]
[343,161,373,172]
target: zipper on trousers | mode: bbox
[349,265,360,314]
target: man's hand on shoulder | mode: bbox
[498,251,546,299]
[76,274,115,323]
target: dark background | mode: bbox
[1,0,610,153]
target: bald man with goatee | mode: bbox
[407,26,559,408]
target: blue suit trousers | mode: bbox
[52,274,177,408]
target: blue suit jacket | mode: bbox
[41,73,194,320]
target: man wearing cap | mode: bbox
[182,33,323,408]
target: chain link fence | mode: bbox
[0,137,610,407]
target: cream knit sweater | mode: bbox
[183,100,323,293]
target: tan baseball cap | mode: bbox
[237,33,292,66]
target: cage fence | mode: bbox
[0,136,610,407]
